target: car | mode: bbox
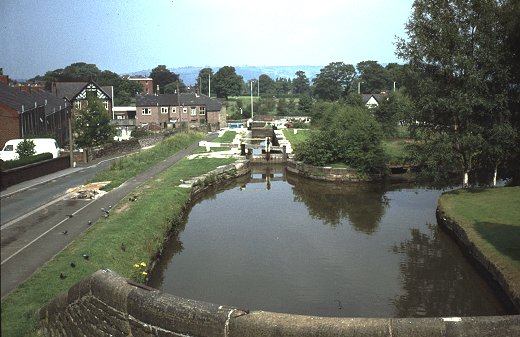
[0,138,60,161]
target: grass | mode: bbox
[90,131,206,191]
[1,150,236,337]
[438,186,520,299]
[282,128,313,146]
[214,130,236,143]
[382,138,412,166]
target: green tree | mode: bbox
[373,92,413,137]
[356,60,390,93]
[295,104,386,174]
[482,123,518,186]
[313,62,356,100]
[213,66,243,99]
[274,78,291,96]
[298,95,314,115]
[197,68,214,96]
[164,80,186,94]
[150,65,180,94]
[292,70,310,95]
[397,0,510,186]
[16,139,36,159]
[258,74,275,96]
[61,62,101,81]
[74,95,115,148]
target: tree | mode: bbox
[16,139,36,159]
[396,0,511,186]
[213,66,243,99]
[313,62,356,100]
[356,60,390,93]
[150,65,180,94]
[298,95,314,115]
[482,123,517,186]
[295,103,387,174]
[292,70,310,95]
[74,95,115,148]
[258,74,275,96]
[197,68,214,96]
[373,92,413,137]
[61,62,101,81]
[164,80,186,94]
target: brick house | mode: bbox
[52,80,114,118]
[0,82,69,148]
[127,77,153,95]
[135,93,226,130]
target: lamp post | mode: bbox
[63,97,74,168]
[357,81,364,95]
[250,80,254,119]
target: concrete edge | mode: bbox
[436,207,520,312]
[40,269,520,337]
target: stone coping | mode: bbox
[39,269,520,337]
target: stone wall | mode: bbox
[436,208,520,312]
[286,159,379,182]
[1,156,70,189]
[39,269,520,337]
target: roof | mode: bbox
[136,93,223,111]
[0,83,67,115]
[54,80,113,101]
[361,93,385,105]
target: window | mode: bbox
[103,101,109,110]
[183,107,187,114]
[199,106,206,115]
[161,107,168,114]
[191,107,197,116]
[74,101,81,110]
[142,108,151,115]
[171,107,176,114]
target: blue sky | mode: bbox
[0,0,414,79]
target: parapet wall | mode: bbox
[286,159,379,182]
[39,269,520,337]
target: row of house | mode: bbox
[0,76,69,148]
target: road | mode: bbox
[0,138,209,299]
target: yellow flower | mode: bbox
[133,263,140,268]
[140,262,147,267]
[141,271,148,276]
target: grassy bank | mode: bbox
[1,152,235,337]
[91,131,206,191]
[438,187,520,301]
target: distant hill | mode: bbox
[128,65,323,85]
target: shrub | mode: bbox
[16,139,36,159]
[1,153,54,171]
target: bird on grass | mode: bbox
[82,253,89,260]
[60,273,66,279]
[121,243,126,252]
[70,262,76,268]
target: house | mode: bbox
[362,93,386,109]
[51,80,114,117]
[0,81,69,148]
[127,77,153,95]
[135,93,226,130]
[112,106,137,141]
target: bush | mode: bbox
[16,139,35,159]
[1,153,54,171]
[294,104,387,174]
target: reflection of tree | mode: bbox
[147,232,184,288]
[391,224,507,317]
[287,174,387,233]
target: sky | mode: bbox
[0,0,414,80]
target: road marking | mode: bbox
[0,194,70,230]
[1,199,96,265]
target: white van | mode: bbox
[0,138,60,161]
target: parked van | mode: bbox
[0,138,60,161]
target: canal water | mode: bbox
[148,166,510,317]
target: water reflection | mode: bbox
[287,174,388,233]
[391,224,508,317]
[148,165,511,317]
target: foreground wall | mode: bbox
[39,269,520,337]
[1,156,70,190]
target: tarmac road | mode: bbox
[0,136,213,299]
